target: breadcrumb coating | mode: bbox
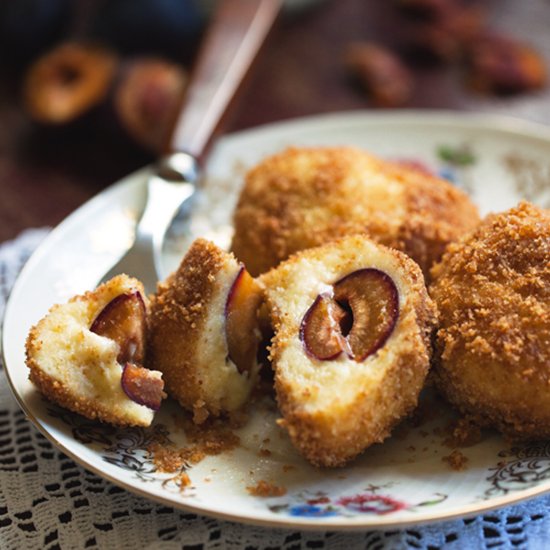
[430,202,550,439]
[232,147,479,278]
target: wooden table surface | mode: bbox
[0,0,549,243]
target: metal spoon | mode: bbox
[99,0,281,294]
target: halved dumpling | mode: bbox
[260,235,437,467]
[148,239,264,423]
[26,275,165,427]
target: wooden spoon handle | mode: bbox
[166,0,282,160]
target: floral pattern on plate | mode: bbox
[393,142,477,192]
[486,442,550,498]
[47,405,195,495]
[46,396,550,519]
[268,486,447,518]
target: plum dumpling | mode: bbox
[148,239,264,423]
[26,275,165,427]
[260,235,437,467]
[232,146,479,279]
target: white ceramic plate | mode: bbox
[4,111,550,530]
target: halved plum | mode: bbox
[90,291,146,364]
[121,362,164,410]
[300,269,399,362]
[333,269,399,361]
[300,293,351,360]
[224,266,263,374]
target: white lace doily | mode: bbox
[1,228,549,549]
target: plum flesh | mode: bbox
[224,266,263,374]
[121,362,164,410]
[300,294,351,360]
[90,291,146,364]
[300,269,399,362]
[91,291,165,410]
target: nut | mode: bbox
[466,34,547,94]
[345,42,413,107]
[405,5,486,63]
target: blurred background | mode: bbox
[0,0,548,243]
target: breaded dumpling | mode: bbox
[260,234,437,467]
[430,202,550,439]
[26,275,165,427]
[232,147,479,278]
[148,239,263,422]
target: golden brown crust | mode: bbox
[430,202,550,439]
[262,234,437,467]
[148,239,227,416]
[384,161,480,278]
[26,275,154,427]
[232,147,479,278]
[27,351,144,427]
[275,347,431,468]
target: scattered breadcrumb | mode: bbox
[442,449,469,471]
[147,413,241,491]
[246,480,287,497]
[443,417,482,448]
[148,441,205,472]
[172,412,240,452]
[172,471,192,490]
